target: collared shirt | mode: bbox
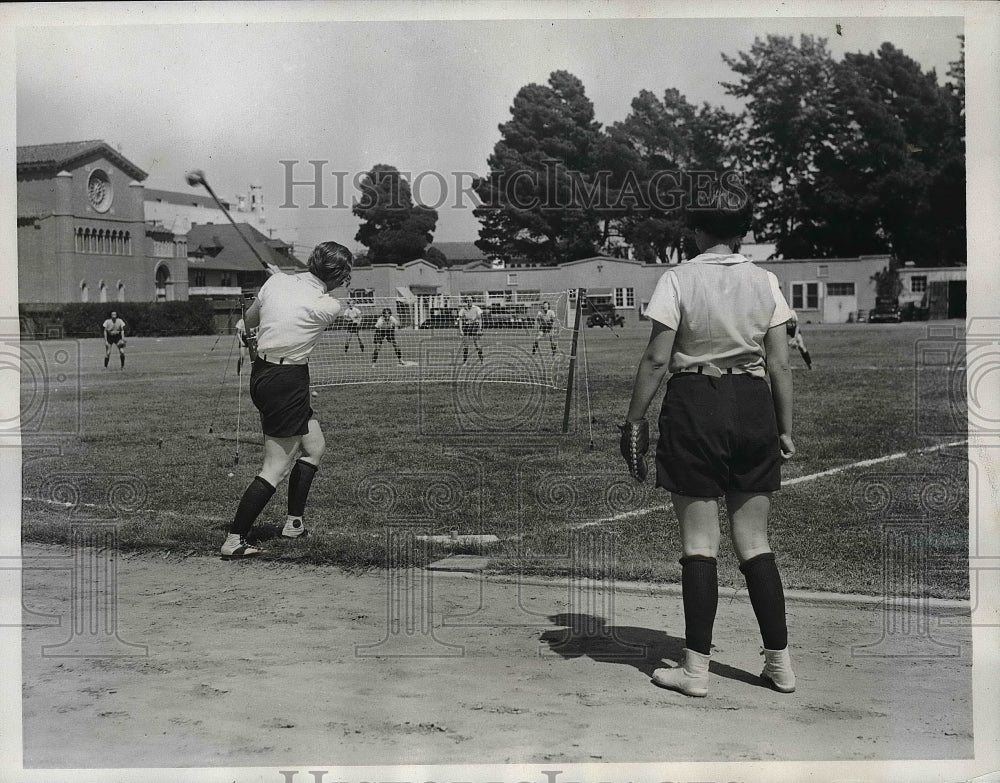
[375,315,399,330]
[644,252,792,378]
[102,318,126,335]
[344,306,362,324]
[458,305,483,323]
[254,273,342,363]
[537,308,557,325]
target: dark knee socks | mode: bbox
[680,554,718,655]
[740,552,788,650]
[287,459,318,518]
[230,476,276,536]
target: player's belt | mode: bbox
[258,354,308,366]
[675,365,752,377]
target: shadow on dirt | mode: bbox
[540,612,764,687]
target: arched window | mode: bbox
[80,280,89,302]
[117,280,125,302]
[125,232,132,255]
[99,280,108,303]
[74,228,82,253]
[155,265,170,302]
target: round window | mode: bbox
[88,169,114,212]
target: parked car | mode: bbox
[418,307,459,329]
[868,303,903,323]
[584,296,625,328]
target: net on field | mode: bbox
[309,291,574,389]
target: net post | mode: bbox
[562,288,585,433]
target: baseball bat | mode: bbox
[185,169,280,275]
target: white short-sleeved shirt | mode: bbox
[254,273,342,363]
[537,308,557,325]
[102,318,126,335]
[344,306,362,324]
[458,305,483,324]
[644,253,793,378]
[375,315,399,330]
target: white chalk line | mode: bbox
[23,438,969,529]
[577,438,969,528]
[21,497,227,524]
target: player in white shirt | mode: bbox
[531,301,559,355]
[220,241,353,558]
[457,297,484,364]
[371,308,404,365]
[785,310,813,369]
[342,300,365,353]
[102,311,127,369]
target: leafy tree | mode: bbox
[474,71,605,265]
[353,165,438,265]
[604,88,742,262]
[722,35,842,257]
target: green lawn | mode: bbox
[20,321,970,598]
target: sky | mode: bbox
[11,5,967,254]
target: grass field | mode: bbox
[20,321,970,598]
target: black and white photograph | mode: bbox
[2,2,998,782]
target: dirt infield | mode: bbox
[19,543,973,768]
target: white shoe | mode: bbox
[760,647,796,693]
[281,517,307,539]
[220,534,261,558]
[652,648,710,697]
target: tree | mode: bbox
[722,35,842,257]
[605,88,742,262]
[806,42,965,264]
[474,71,605,265]
[353,165,438,265]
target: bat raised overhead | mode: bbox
[184,169,281,276]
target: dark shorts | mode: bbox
[538,322,553,334]
[249,360,313,438]
[107,333,121,345]
[374,328,396,344]
[346,323,361,334]
[655,373,781,497]
[461,323,481,337]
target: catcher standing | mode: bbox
[102,311,127,369]
[457,297,484,364]
[220,241,353,558]
[531,300,559,355]
[620,188,797,697]
[343,300,365,353]
[371,308,404,365]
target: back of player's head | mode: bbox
[686,181,753,241]
[307,241,353,290]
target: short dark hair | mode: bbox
[307,241,353,289]
[686,184,753,240]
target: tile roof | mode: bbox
[186,222,303,272]
[17,140,148,181]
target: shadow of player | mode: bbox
[540,612,763,688]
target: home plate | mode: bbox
[400,361,418,367]
[416,534,500,545]
[425,554,491,572]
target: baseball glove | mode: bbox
[618,419,650,482]
[118,339,127,349]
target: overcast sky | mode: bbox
[11,5,967,253]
